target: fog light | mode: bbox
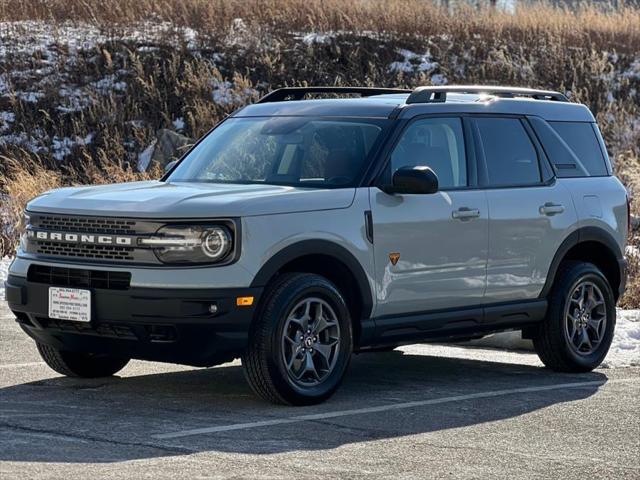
[209,304,218,314]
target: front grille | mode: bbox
[27,213,161,264]
[36,317,137,340]
[36,215,136,235]
[35,242,135,261]
[28,265,131,290]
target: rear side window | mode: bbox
[549,122,608,176]
[475,117,541,187]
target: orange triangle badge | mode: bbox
[389,253,400,266]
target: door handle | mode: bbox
[539,202,565,216]
[452,207,481,220]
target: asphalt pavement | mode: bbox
[1,299,638,479]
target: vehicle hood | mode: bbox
[26,181,356,218]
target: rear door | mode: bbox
[370,116,488,318]
[472,116,578,303]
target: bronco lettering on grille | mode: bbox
[28,230,134,246]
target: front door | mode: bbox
[370,116,488,318]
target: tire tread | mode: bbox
[533,261,615,373]
[243,272,351,405]
[36,342,129,378]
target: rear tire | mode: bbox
[242,273,353,405]
[37,343,130,378]
[533,261,616,373]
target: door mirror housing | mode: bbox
[383,166,439,195]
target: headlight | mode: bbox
[140,224,233,265]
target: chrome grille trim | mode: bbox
[26,213,162,264]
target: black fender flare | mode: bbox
[250,239,374,319]
[539,226,624,299]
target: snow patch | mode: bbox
[430,73,448,85]
[15,91,44,103]
[57,85,93,113]
[601,309,640,368]
[127,119,146,129]
[91,75,127,95]
[461,309,640,369]
[496,0,517,14]
[388,49,439,74]
[0,20,205,59]
[137,139,157,172]
[0,257,12,300]
[0,111,15,133]
[182,27,198,49]
[622,59,640,80]
[626,245,639,257]
[51,133,94,161]
[0,73,10,95]
[0,131,47,154]
[173,117,185,132]
[300,32,334,45]
[212,79,257,107]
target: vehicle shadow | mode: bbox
[0,350,608,463]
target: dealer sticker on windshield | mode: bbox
[48,287,91,323]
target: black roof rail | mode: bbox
[406,85,569,104]
[257,86,412,103]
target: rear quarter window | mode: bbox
[548,122,608,177]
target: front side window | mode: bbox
[168,117,386,188]
[476,117,541,187]
[389,117,467,189]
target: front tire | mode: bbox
[242,273,353,405]
[37,343,130,378]
[533,261,616,373]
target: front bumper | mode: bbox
[5,274,262,367]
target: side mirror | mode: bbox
[384,166,439,195]
[164,160,178,174]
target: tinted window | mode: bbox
[476,118,540,186]
[390,117,467,189]
[549,122,608,176]
[168,117,385,188]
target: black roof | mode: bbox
[234,86,594,122]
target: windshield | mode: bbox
[167,117,387,188]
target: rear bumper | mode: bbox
[5,274,262,367]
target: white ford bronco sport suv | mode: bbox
[5,86,628,405]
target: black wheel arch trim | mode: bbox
[539,226,624,299]
[250,240,374,320]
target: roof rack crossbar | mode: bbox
[257,87,412,103]
[406,86,569,104]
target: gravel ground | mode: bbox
[1,293,639,479]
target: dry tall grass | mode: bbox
[1,1,638,45]
[0,158,160,255]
